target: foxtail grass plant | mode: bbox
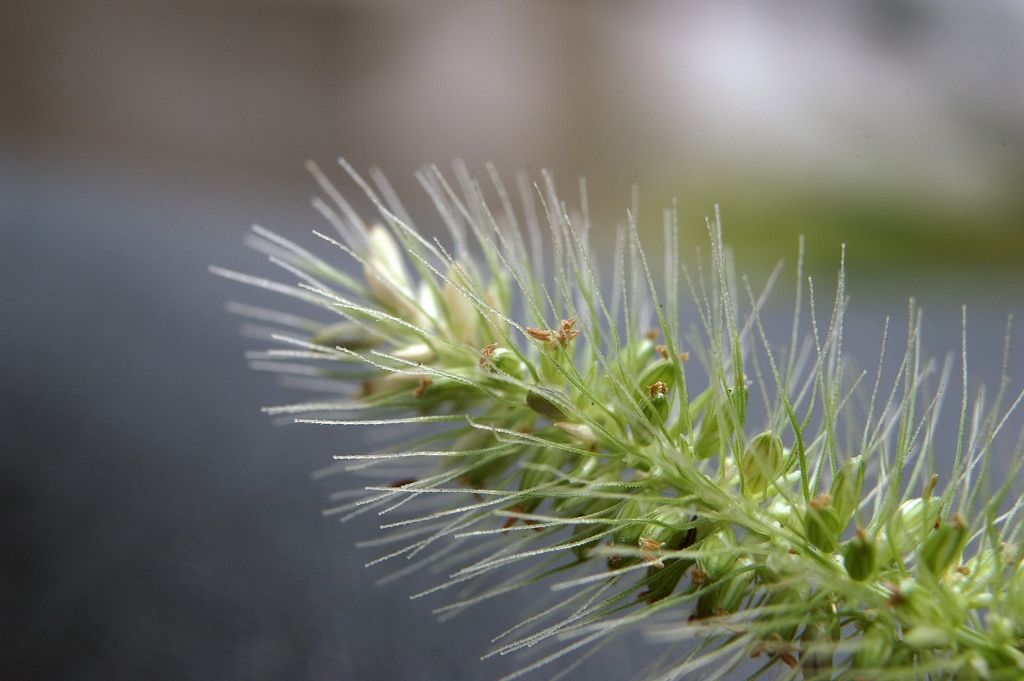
[212,160,1024,680]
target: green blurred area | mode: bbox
[637,181,1024,285]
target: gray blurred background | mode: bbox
[2,2,1023,680]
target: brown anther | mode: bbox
[526,327,553,342]
[413,377,433,399]
[639,536,666,568]
[935,518,943,530]
[691,568,708,585]
[560,318,578,332]
[789,548,798,554]
[478,343,498,369]
[388,478,417,488]
[810,492,832,510]
[678,351,690,362]
[956,565,971,576]
[649,381,668,397]
[644,328,660,341]
[778,651,799,669]
[655,344,670,359]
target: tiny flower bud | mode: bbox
[741,430,785,499]
[637,358,676,393]
[886,497,943,559]
[698,527,738,580]
[842,529,877,582]
[641,383,671,425]
[903,625,951,649]
[829,455,865,532]
[638,506,691,553]
[763,548,801,583]
[853,625,894,672]
[488,347,525,379]
[526,388,568,421]
[611,498,650,552]
[692,410,721,460]
[918,513,968,576]
[804,493,842,553]
[555,422,598,449]
[715,557,756,613]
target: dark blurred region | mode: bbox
[1,2,1023,680]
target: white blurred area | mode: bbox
[3,0,1023,222]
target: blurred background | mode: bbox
[2,1,1022,679]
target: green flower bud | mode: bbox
[741,430,785,500]
[489,347,525,379]
[527,388,568,421]
[642,557,691,603]
[638,506,691,551]
[953,548,999,595]
[842,529,877,581]
[830,455,865,531]
[698,527,738,580]
[804,494,842,553]
[637,358,676,394]
[903,625,952,649]
[624,337,658,373]
[692,408,722,460]
[716,557,756,613]
[853,625,894,672]
[918,513,968,577]
[763,548,801,583]
[611,498,650,550]
[641,382,671,425]
[886,497,943,559]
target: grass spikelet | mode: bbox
[213,159,1024,680]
